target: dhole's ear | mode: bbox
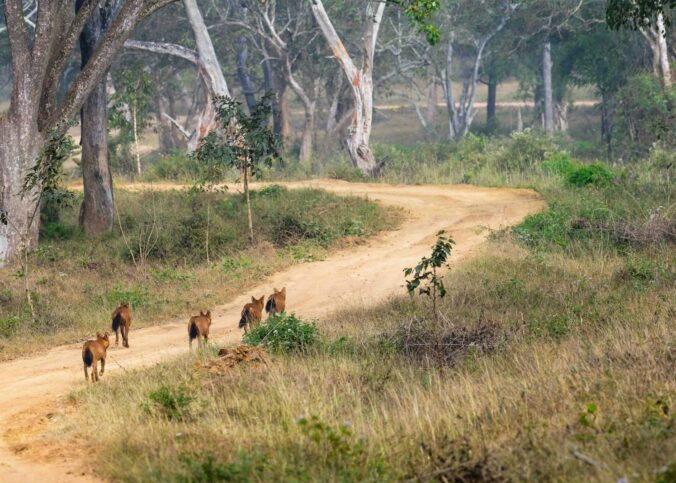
[200,310,205,316]
[206,310,211,318]
[274,287,279,293]
[251,296,256,302]
[281,287,286,294]
[96,332,102,338]
[259,295,265,302]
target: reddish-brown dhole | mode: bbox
[82,332,110,382]
[112,302,132,348]
[188,310,212,350]
[239,296,265,333]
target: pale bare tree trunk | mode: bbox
[243,165,254,244]
[311,0,385,175]
[656,13,672,88]
[183,0,230,150]
[640,13,672,88]
[132,102,142,175]
[516,107,523,132]
[426,81,437,126]
[542,40,554,134]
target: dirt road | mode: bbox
[0,180,544,482]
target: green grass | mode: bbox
[0,186,400,360]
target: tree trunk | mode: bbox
[486,74,497,131]
[243,165,254,244]
[311,0,384,175]
[299,103,316,164]
[426,81,437,127]
[183,0,231,151]
[78,0,120,236]
[0,117,42,266]
[542,40,554,134]
[656,13,672,88]
[236,36,256,113]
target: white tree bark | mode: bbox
[542,40,554,134]
[311,0,385,175]
[640,13,672,88]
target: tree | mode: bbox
[311,0,387,175]
[433,0,518,140]
[78,0,122,236]
[0,0,177,266]
[606,0,675,30]
[193,94,281,244]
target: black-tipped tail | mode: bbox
[265,298,275,314]
[112,313,121,332]
[188,321,199,340]
[239,311,249,329]
[83,348,93,367]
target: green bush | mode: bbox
[496,130,558,173]
[142,384,195,421]
[147,151,201,181]
[541,152,576,176]
[567,163,614,187]
[242,313,318,353]
[613,75,675,160]
[105,284,148,307]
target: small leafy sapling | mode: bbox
[193,93,281,244]
[18,127,77,319]
[404,230,455,321]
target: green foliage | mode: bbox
[566,163,614,187]
[295,415,386,480]
[178,453,265,482]
[108,66,154,175]
[21,128,76,220]
[496,130,558,173]
[40,222,75,241]
[142,384,195,421]
[541,152,576,176]
[391,0,441,44]
[105,284,147,308]
[0,316,21,338]
[242,313,319,354]
[606,0,675,30]
[193,93,281,185]
[404,231,455,320]
[613,75,675,160]
[147,152,200,181]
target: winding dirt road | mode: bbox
[0,180,543,482]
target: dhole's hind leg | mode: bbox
[114,328,119,346]
[84,365,89,381]
[91,361,99,382]
[100,358,106,376]
[122,325,129,348]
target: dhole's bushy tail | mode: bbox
[82,348,93,367]
[112,313,122,332]
[239,310,250,329]
[265,298,275,314]
[188,320,199,340]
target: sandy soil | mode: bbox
[0,180,544,482]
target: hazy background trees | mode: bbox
[0,0,673,264]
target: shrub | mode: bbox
[242,313,318,353]
[613,74,675,160]
[105,284,148,308]
[541,151,576,176]
[142,384,195,421]
[496,130,558,173]
[328,162,366,182]
[566,163,614,187]
[147,151,201,181]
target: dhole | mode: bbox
[239,296,264,333]
[188,310,212,350]
[82,332,110,382]
[265,287,286,317]
[111,302,132,348]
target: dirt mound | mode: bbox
[195,345,270,374]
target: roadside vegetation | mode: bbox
[62,122,675,481]
[0,186,400,360]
